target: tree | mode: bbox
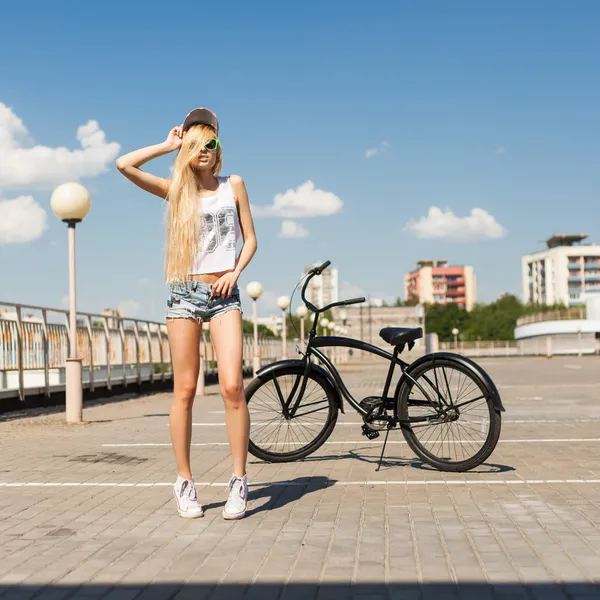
[424,303,469,342]
[242,319,275,337]
[423,294,571,342]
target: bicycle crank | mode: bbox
[361,424,380,440]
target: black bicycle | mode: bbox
[245,261,504,472]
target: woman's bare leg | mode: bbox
[209,309,249,477]
[166,318,202,480]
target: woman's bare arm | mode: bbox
[231,174,258,276]
[115,126,183,199]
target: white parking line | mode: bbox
[104,438,600,448]
[1,480,599,488]
[183,420,599,427]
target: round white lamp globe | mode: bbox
[246,282,264,300]
[50,182,91,222]
[296,305,308,318]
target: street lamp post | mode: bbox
[296,305,308,347]
[328,321,336,363]
[50,182,91,424]
[319,317,329,338]
[452,327,459,349]
[246,282,264,376]
[334,324,342,362]
[277,296,290,359]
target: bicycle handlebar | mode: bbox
[340,297,366,306]
[314,260,331,275]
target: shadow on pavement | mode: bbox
[203,476,334,517]
[288,450,516,474]
[0,582,597,599]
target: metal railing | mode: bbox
[516,308,586,326]
[439,340,520,357]
[439,337,598,357]
[0,301,290,402]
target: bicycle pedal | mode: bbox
[361,424,380,440]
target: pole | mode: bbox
[360,304,364,360]
[360,304,364,341]
[68,224,77,358]
[66,222,83,423]
[300,317,305,347]
[253,299,260,376]
[282,310,287,360]
[368,297,372,346]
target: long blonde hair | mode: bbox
[165,125,223,283]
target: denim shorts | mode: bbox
[165,280,242,322]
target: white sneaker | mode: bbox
[173,477,204,519]
[223,474,248,520]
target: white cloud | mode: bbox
[0,195,48,245]
[0,102,120,188]
[404,207,506,242]
[278,220,309,239]
[138,277,152,286]
[252,181,343,218]
[118,300,141,318]
[496,146,506,155]
[365,140,390,159]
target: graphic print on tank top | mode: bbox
[200,207,237,254]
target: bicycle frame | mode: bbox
[249,260,504,472]
[302,334,408,418]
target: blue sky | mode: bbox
[1,0,599,320]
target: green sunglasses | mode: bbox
[203,138,220,152]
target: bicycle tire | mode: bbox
[246,365,339,463]
[397,356,502,472]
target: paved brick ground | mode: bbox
[0,356,599,599]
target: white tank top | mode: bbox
[190,176,242,275]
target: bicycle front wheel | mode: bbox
[398,357,502,472]
[246,366,338,463]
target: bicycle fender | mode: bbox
[255,359,345,413]
[396,352,505,413]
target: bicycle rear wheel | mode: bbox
[246,365,338,463]
[397,356,501,472]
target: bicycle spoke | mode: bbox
[404,360,496,467]
[249,373,333,455]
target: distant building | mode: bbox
[102,308,124,329]
[303,262,339,309]
[404,260,476,311]
[255,315,283,335]
[0,309,43,323]
[331,304,424,351]
[522,234,600,306]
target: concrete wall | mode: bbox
[518,332,598,355]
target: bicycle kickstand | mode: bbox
[376,424,392,472]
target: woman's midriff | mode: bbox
[189,270,230,284]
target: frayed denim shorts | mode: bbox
[165,280,242,323]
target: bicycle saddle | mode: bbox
[379,327,423,347]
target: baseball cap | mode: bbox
[182,108,219,135]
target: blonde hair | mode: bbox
[165,125,223,283]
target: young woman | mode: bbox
[116,108,257,520]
